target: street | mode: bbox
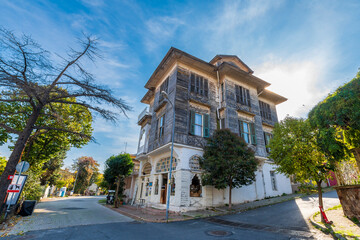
[4,191,339,239]
[6,195,132,236]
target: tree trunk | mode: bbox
[317,180,324,223]
[229,182,232,209]
[114,177,121,208]
[0,110,41,213]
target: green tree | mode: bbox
[0,28,130,209]
[308,71,360,170]
[200,129,258,209]
[0,156,6,175]
[104,153,134,207]
[1,93,93,200]
[268,117,333,221]
[72,156,99,194]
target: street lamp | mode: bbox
[161,91,175,222]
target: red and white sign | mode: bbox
[7,184,21,193]
[7,175,14,180]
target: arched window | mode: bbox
[155,157,178,173]
[190,175,202,197]
[189,155,201,171]
[142,162,152,175]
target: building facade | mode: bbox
[135,48,292,211]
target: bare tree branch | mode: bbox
[33,126,92,140]
[0,122,21,135]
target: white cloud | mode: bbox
[143,16,184,51]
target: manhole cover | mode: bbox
[61,207,86,210]
[206,230,233,237]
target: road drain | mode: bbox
[61,207,86,210]
[206,230,233,237]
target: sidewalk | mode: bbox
[103,188,334,223]
[310,205,360,240]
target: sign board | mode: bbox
[7,175,14,180]
[7,184,21,193]
[16,161,30,173]
[6,174,28,206]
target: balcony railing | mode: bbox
[137,107,151,124]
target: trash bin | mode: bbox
[18,200,36,216]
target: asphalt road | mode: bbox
[6,195,132,235]
[4,191,339,239]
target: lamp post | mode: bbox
[161,91,175,222]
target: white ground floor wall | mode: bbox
[135,144,292,212]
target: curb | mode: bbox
[309,215,346,240]
[103,204,193,223]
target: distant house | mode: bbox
[135,48,292,211]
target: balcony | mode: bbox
[137,107,152,125]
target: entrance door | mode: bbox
[160,174,167,204]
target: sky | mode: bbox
[0,0,360,171]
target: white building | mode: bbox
[135,48,292,211]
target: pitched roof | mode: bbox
[209,55,254,74]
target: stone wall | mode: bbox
[334,185,360,220]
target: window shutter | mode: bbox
[204,79,208,97]
[203,114,210,138]
[246,89,251,107]
[161,114,165,137]
[190,73,195,92]
[155,118,159,139]
[236,85,240,103]
[196,76,200,94]
[239,120,244,138]
[239,86,244,104]
[199,77,203,95]
[250,122,256,145]
[190,110,195,135]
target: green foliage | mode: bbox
[200,129,258,207]
[55,180,66,189]
[21,170,44,201]
[309,71,360,161]
[268,117,333,184]
[104,153,134,186]
[73,156,99,194]
[0,156,6,175]
[104,153,134,198]
[57,168,75,189]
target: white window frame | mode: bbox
[194,113,203,137]
[158,114,165,138]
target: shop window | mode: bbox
[190,175,202,197]
[170,176,175,196]
[154,179,159,195]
